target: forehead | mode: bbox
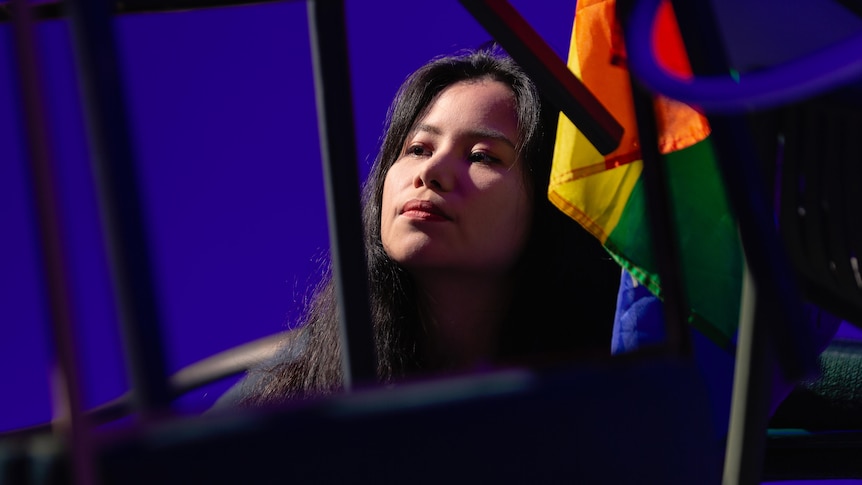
[429,79,516,116]
[414,80,519,140]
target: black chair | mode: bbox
[756,88,862,481]
[621,1,862,482]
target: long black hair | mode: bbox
[235,44,618,407]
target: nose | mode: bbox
[414,149,456,192]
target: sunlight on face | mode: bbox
[380,79,532,277]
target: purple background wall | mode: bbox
[2,5,862,484]
[0,0,579,431]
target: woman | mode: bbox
[222,44,618,408]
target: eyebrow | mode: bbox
[413,123,516,150]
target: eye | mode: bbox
[468,151,502,165]
[405,144,430,157]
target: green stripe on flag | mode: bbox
[603,138,743,349]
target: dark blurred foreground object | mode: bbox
[1,357,723,485]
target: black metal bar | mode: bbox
[307,0,378,389]
[9,0,98,483]
[65,0,172,421]
[459,0,623,156]
[627,79,692,358]
[607,1,691,358]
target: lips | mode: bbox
[401,199,451,221]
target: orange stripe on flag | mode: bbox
[550,0,710,239]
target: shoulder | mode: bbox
[206,328,310,413]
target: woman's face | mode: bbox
[380,79,532,277]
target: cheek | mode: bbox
[379,171,399,243]
[472,170,532,231]
[475,178,533,263]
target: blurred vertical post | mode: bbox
[65,0,172,420]
[9,0,97,482]
[307,0,378,389]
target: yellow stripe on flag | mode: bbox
[550,0,710,244]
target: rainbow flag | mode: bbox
[550,0,743,348]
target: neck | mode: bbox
[413,270,515,371]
